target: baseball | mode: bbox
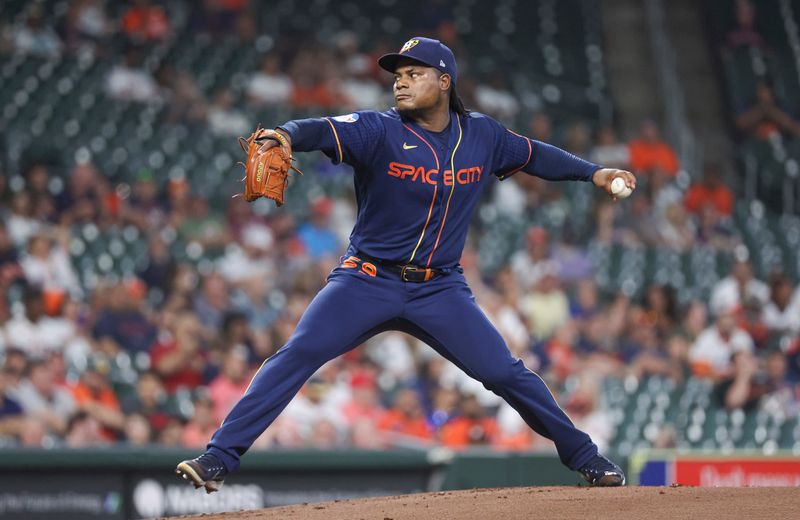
[610,177,633,198]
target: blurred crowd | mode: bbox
[1,0,800,454]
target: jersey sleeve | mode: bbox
[278,110,386,167]
[488,117,600,182]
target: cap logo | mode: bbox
[399,39,420,53]
[439,59,446,67]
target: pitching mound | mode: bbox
[167,486,798,520]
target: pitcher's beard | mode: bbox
[396,106,426,120]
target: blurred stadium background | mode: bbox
[1,0,800,518]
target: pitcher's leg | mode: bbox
[208,274,401,472]
[402,280,597,470]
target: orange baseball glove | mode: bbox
[237,125,302,206]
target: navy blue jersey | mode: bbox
[280,109,599,268]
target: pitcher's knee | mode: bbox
[280,336,336,365]
[478,362,520,390]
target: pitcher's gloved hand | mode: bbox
[237,126,301,206]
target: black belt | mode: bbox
[353,251,444,283]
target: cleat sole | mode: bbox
[176,461,224,494]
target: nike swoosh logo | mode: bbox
[403,143,418,150]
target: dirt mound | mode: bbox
[164,486,798,520]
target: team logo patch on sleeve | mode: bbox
[333,113,360,123]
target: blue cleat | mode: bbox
[175,452,228,494]
[578,454,626,487]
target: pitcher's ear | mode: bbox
[439,73,451,91]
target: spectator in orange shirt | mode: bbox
[122,0,170,42]
[440,393,499,449]
[70,355,125,441]
[377,388,433,445]
[684,163,734,216]
[628,119,680,176]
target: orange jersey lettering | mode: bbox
[386,163,482,186]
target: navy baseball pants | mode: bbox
[207,260,598,472]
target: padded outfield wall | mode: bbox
[0,448,599,519]
[630,449,800,486]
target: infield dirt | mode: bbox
[164,485,798,519]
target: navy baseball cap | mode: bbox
[378,37,458,84]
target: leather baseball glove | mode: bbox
[237,125,302,206]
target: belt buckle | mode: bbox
[401,265,431,282]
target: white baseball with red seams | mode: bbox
[611,176,633,198]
